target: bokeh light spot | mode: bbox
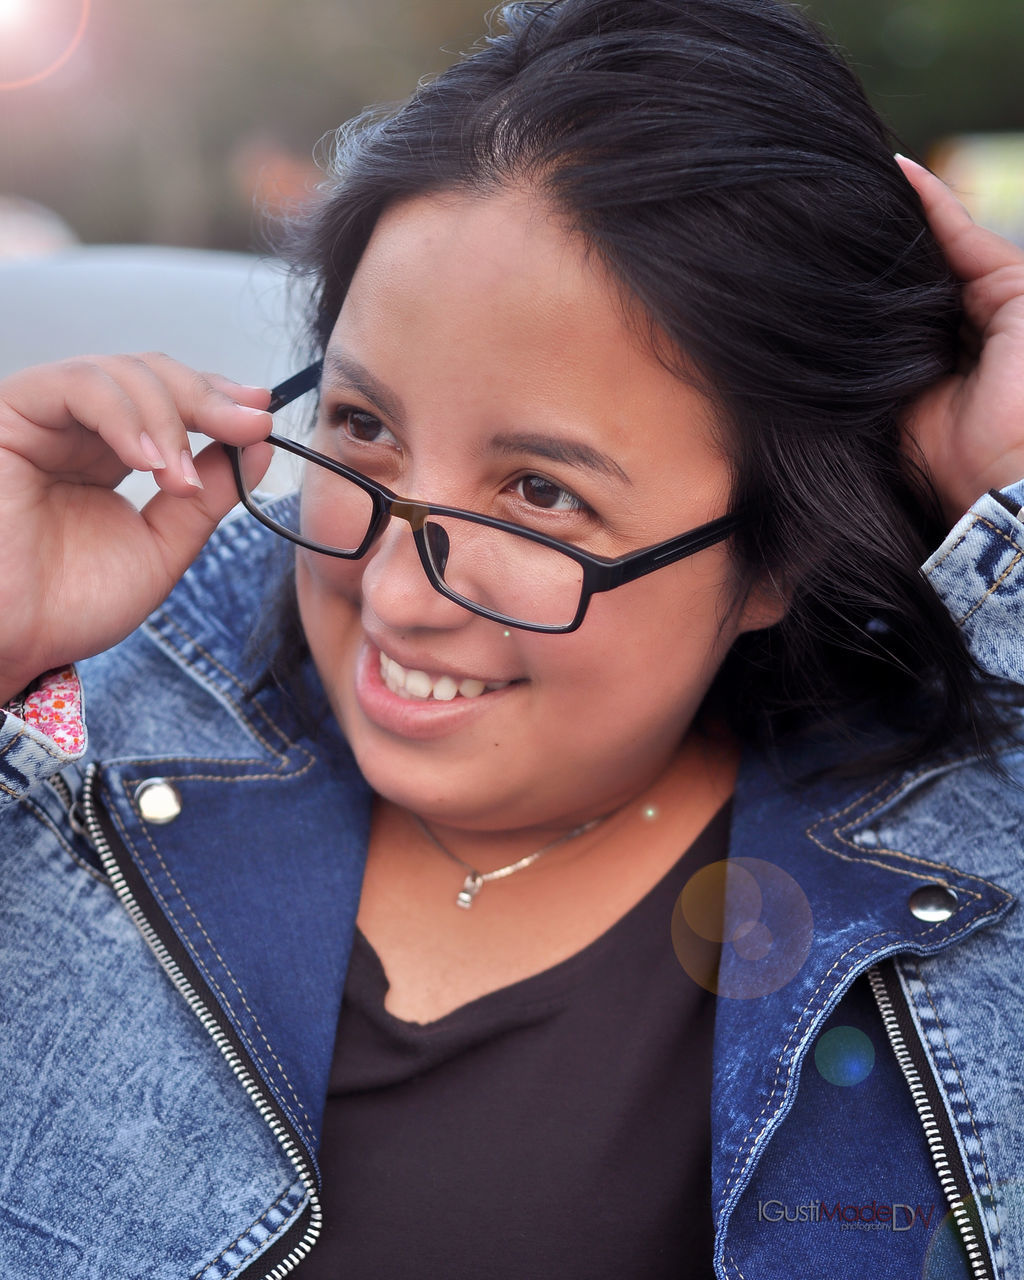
[0,0,30,27]
[732,919,773,962]
[671,857,813,998]
[0,0,90,91]
[813,1026,876,1086]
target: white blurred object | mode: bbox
[931,134,1024,248]
[0,243,312,504]
[0,196,78,260]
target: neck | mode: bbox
[384,728,740,878]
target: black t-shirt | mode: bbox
[295,804,728,1279]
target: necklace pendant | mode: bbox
[456,872,484,909]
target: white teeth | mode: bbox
[404,669,433,699]
[432,676,459,702]
[379,651,510,701]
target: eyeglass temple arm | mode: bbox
[267,360,324,414]
[610,510,747,589]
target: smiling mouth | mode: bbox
[379,650,514,702]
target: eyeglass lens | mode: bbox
[238,440,586,629]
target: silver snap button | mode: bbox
[908,884,958,923]
[134,778,182,824]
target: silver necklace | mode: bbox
[412,813,606,909]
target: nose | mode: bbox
[358,515,467,633]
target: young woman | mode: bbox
[2,2,1023,1277]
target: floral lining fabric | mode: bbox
[9,667,85,758]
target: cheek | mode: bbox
[299,468,377,555]
[529,569,740,735]
[574,552,744,680]
[295,550,363,653]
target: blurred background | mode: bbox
[1,0,1022,258]
[1,0,1022,440]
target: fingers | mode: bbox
[896,154,1024,283]
[138,438,271,584]
[0,353,272,499]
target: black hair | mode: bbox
[274,0,1008,768]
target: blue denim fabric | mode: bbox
[2,487,1022,1278]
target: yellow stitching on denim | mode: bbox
[960,551,1024,625]
[806,767,1009,898]
[21,795,109,885]
[806,824,986,895]
[1,719,75,765]
[153,613,294,758]
[117,780,318,1145]
[968,514,1024,556]
[105,797,312,1139]
[718,927,896,1205]
[146,617,284,761]
[127,763,316,786]
[906,957,1005,1267]
[194,1180,305,1280]
[110,799,318,1147]
[928,524,974,573]
[926,514,1024,578]
[723,1251,748,1279]
[128,829,318,1148]
[716,894,1005,1211]
[0,723,27,756]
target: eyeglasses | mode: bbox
[229,361,745,634]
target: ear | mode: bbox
[734,569,790,635]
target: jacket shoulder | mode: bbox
[81,505,298,764]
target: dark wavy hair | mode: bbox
[270,0,1007,767]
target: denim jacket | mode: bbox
[2,484,1023,1280]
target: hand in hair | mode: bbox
[899,154,1024,525]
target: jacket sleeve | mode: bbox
[922,479,1024,683]
[0,668,86,811]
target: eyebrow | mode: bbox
[322,346,630,485]
[322,349,407,430]
[489,433,631,485]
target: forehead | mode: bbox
[329,188,728,508]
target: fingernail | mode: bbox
[234,404,271,418]
[139,431,167,470]
[180,450,205,490]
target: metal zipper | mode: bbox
[868,963,994,1280]
[48,770,73,812]
[78,763,322,1279]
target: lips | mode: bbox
[351,638,521,740]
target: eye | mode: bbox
[329,405,397,446]
[513,474,586,513]
[323,407,396,453]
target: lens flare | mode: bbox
[0,0,30,26]
[0,0,90,91]
[671,856,814,998]
[813,1025,876,1086]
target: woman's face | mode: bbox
[296,187,778,834]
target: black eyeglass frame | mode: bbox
[229,360,747,635]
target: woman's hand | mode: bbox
[899,154,1024,525]
[0,353,272,704]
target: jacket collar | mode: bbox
[709,738,1015,1262]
